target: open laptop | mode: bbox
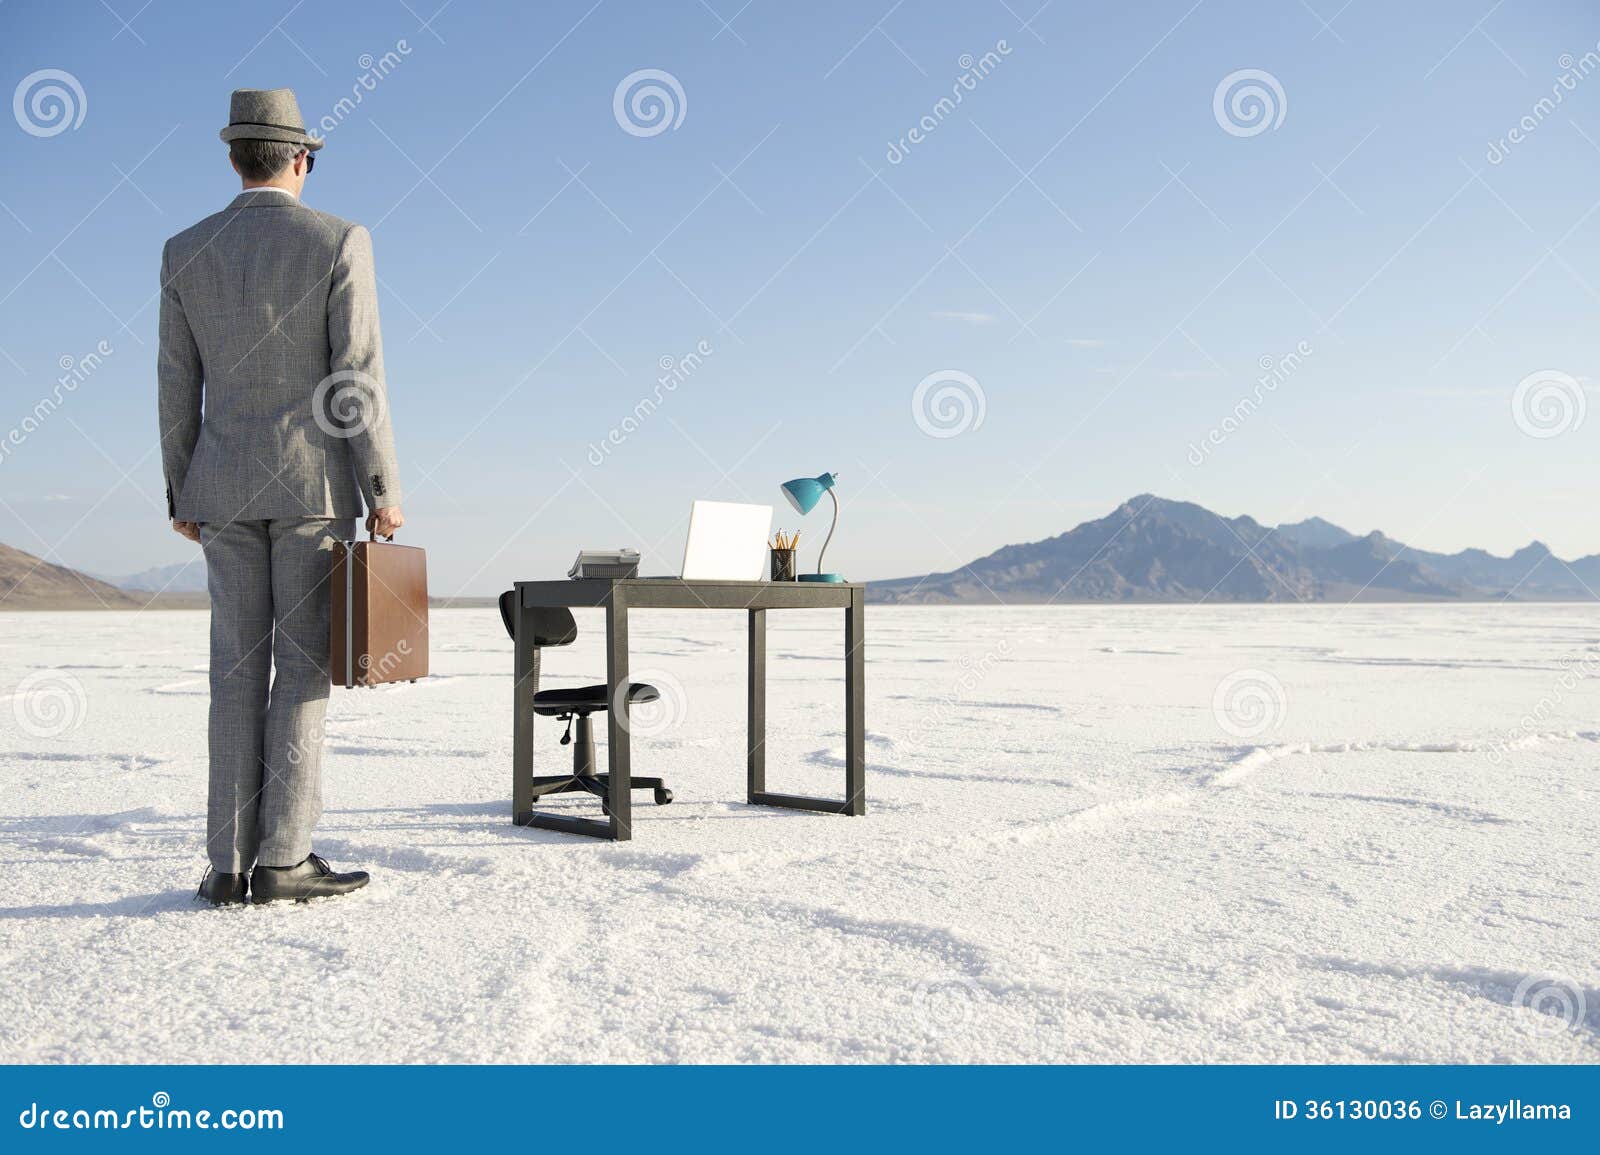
[676,500,772,580]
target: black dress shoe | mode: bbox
[197,868,248,906]
[250,853,370,904]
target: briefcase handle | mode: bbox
[369,528,395,544]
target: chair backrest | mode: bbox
[497,590,578,647]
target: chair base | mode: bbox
[533,711,675,812]
[529,774,674,808]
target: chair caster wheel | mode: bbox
[654,788,673,805]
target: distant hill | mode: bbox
[1273,516,1358,551]
[869,495,1600,604]
[14,494,1600,609]
[95,560,208,594]
[0,542,142,610]
[1,539,499,611]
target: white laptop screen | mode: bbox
[680,501,772,581]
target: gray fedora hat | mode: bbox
[218,87,324,151]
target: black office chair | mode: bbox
[498,591,673,812]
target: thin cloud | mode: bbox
[1407,378,1598,399]
[1065,337,1105,347]
[932,310,996,324]
[1405,385,1503,398]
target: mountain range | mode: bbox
[92,560,209,594]
[0,541,141,610]
[3,495,1597,608]
[868,495,1600,604]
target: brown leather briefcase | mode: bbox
[330,532,429,688]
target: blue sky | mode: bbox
[3,0,1599,592]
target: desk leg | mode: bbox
[746,595,867,817]
[747,608,766,801]
[512,597,536,824]
[605,591,633,841]
[844,586,867,815]
[516,592,622,842]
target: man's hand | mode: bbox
[172,520,201,544]
[367,505,404,540]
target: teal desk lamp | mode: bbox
[780,472,845,582]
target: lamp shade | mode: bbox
[780,472,836,516]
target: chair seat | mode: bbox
[532,682,659,715]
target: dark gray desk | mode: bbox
[511,578,866,840]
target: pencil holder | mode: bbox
[770,547,797,582]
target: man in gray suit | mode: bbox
[159,88,403,905]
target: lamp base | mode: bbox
[799,572,846,583]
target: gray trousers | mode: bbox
[200,517,354,872]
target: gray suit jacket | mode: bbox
[158,189,402,522]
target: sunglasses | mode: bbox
[303,151,315,173]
